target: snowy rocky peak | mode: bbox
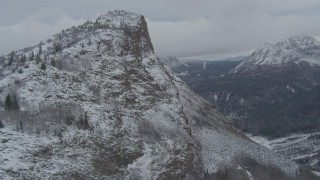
[0,10,300,179]
[95,10,154,54]
[97,10,142,29]
[8,10,154,64]
[232,35,320,73]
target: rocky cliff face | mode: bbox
[0,11,298,179]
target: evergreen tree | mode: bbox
[29,51,35,61]
[54,43,62,52]
[77,112,90,130]
[20,54,26,64]
[36,53,41,64]
[96,41,101,51]
[41,62,46,70]
[0,55,5,67]
[84,112,90,129]
[39,42,42,54]
[4,94,12,111]
[8,51,15,66]
[50,59,56,67]
[203,169,210,178]
[58,33,62,40]
[11,93,19,110]
[23,54,26,63]
[18,68,23,74]
[120,20,125,28]
[19,119,23,132]
[0,119,4,128]
[87,37,92,46]
[3,93,19,111]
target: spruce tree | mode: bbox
[0,55,4,68]
[18,68,23,74]
[41,62,46,70]
[0,119,4,128]
[19,119,23,132]
[20,54,26,64]
[84,112,89,129]
[87,37,92,46]
[11,93,19,110]
[4,94,12,111]
[39,43,42,54]
[50,59,56,67]
[36,54,41,64]
[29,51,34,61]
[8,51,14,66]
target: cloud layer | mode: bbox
[1,0,320,59]
[0,8,84,54]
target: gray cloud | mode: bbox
[0,8,84,54]
[1,0,320,59]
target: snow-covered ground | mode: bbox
[247,132,320,173]
[247,134,271,149]
[0,127,58,179]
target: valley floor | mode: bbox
[247,132,320,175]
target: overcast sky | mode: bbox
[1,0,320,60]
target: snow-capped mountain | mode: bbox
[186,35,320,139]
[232,35,320,73]
[0,11,299,179]
[163,35,320,173]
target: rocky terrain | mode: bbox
[0,11,303,179]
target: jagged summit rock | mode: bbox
[232,35,320,73]
[0,10,298,179]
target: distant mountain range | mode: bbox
[163,35,320,172]
[214,35,320,138]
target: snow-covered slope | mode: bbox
[232,35,320,73]
[0,10,299,179]
[248,132,320,173]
